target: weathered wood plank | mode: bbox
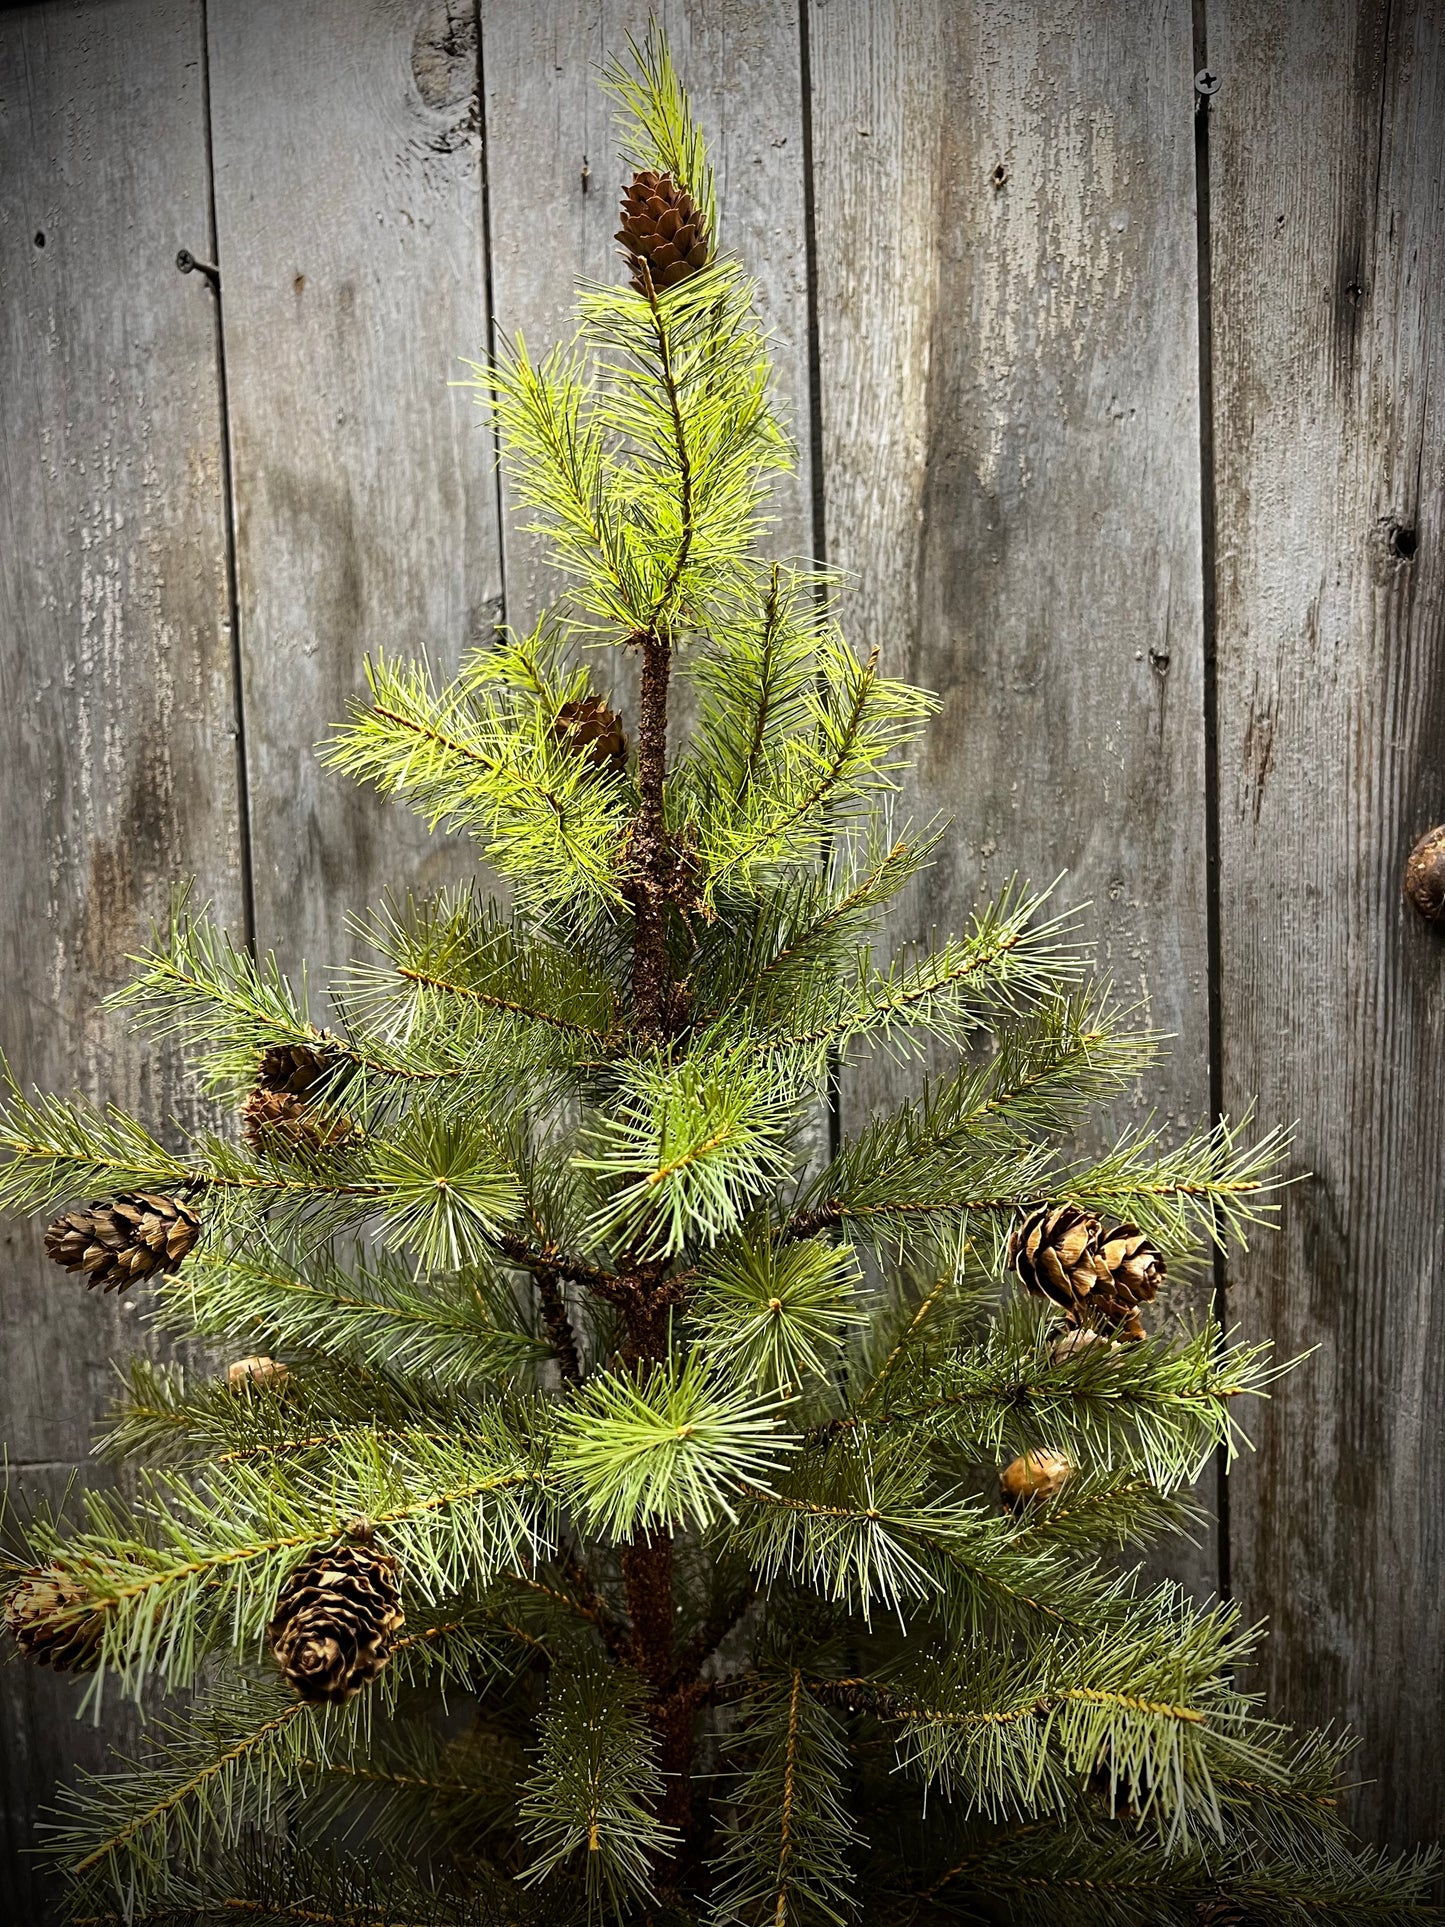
[807,0,1216,1593]
[206,0,504,973]
[0,0,241,1900]
[480,0,815,621]
[1209,0,1445,1848]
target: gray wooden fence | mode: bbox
[2,0,1442,1909]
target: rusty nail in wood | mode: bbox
[176,247,220,283]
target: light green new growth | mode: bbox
[0,23,1437,1927]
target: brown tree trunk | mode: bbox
[620,619,694,1848]
[629,625,673,1044]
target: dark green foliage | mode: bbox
[0,27,1436,1927]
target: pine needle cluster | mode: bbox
[2,30,1437,1927]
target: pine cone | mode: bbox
[1196,1902,1251,1927]
[553,694,627,775]
[44,1192,200,1291]
[4,1567,106,1672]
[617,169,710,293]
[268,1539,404,1704]
[1000,1449,1073,1508]
[1088,1224,1165,1341]
[242,1087,354,1155]
[1009,1204,1110,1314]
[255,1040,345,1098]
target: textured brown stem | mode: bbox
[531,1268,582,1382]
[612,284,703,1863]
[629,624,674,1043]
[489,1230,618,1300]
[622,1527,694,1838]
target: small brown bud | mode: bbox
[1000,1449,1074,1509]
[227,1355,289,1393]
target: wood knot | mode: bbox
[1404,825,1445,924]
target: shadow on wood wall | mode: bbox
[1,0,1442,1912]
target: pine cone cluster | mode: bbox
[4,1566,106,1672]
[553,694,627,775]
[617,170,710,293]
[243,1040,354,1155]
[1010,1204,1164,1341]
[44,1191,200,1291]
[268,1538,404,1704]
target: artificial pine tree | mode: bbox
[1,31,1438,1927]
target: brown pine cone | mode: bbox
[242,1087,354,1155]
[3,1567,106,1672]
[553,694,627,775]
[44,1192,200,1291]
[268,1539,404,1704]
[1000,1449,1074,1509]
[1009,1203,1110,1314]
[1088,1224,1165,1341]
[255,1040,346,1099]
[617,169,710,293]
[1196,1902,1251,1927]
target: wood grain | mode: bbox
[807,0,1217,1595]
[1209,0,1445,1847]
[0,0,241,1901]
[206,0,504,975]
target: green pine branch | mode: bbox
[518,1658,677,1913]
[325,650,630,917]
[18,1413,552,1699]
[711,1668,859,1925]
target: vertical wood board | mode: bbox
[807,0,1216,1594]
[207,0,504,974]
[0,0,240,1901]
[1209,0,1445,1846]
